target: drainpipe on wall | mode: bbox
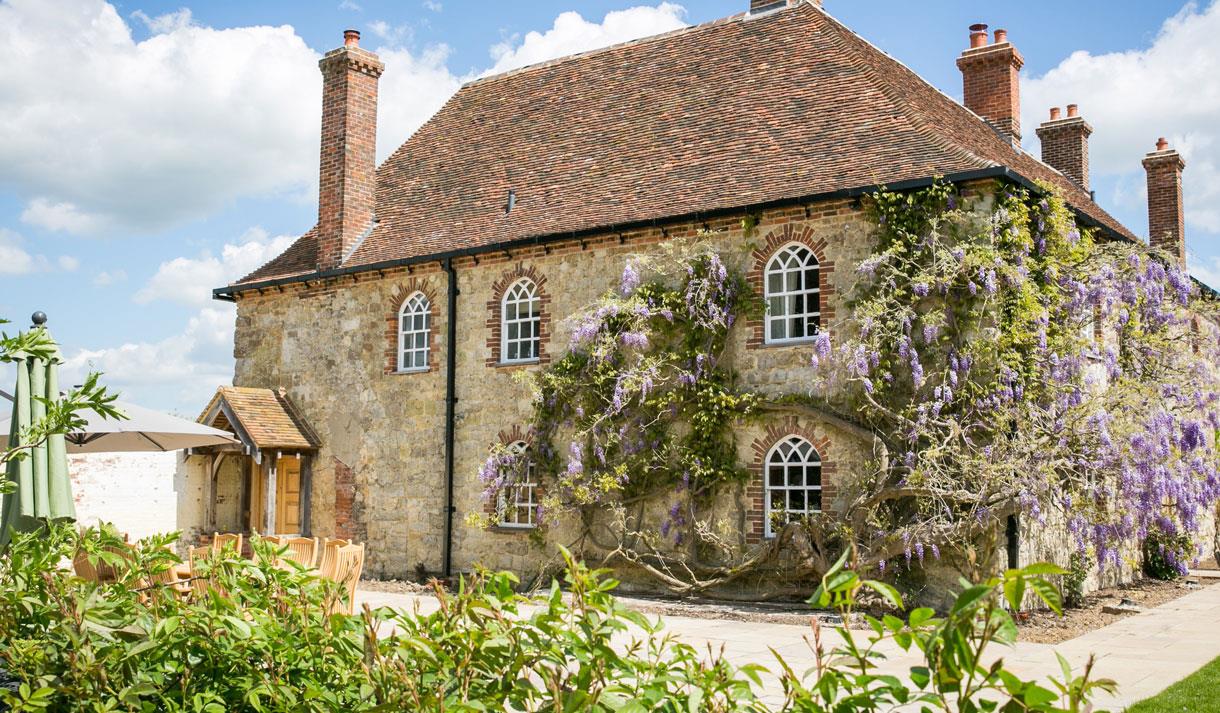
[442,257,458,579]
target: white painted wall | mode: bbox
[68,452,179,540]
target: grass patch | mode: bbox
[1128,655,1220,712]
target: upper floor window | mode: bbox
[764,244,820,344]
[498,441,537,528]
[398,292,430,371]
[764,435,822,538]
[502,278,541,363]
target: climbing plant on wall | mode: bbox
[472,181,1220,594]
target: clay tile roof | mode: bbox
[199,386,319,451]
[234,2,1136,288]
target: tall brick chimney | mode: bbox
[957,24,1024,144]
[1142,137,1187,264]
[317,29,384,271]
[1036,104,1093,190]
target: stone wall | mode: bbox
[70,452,178,540]
[228,195,876,580]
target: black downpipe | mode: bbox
[1005,514,1020,570]
[442,258,458,579]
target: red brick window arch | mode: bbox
[486,263,551,367]
[746,225,835,349]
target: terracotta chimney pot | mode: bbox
[969,23,989,48]
[1049,107,1061,120]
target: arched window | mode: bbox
[764,243,820,344]
[501,278,541,363]
[498,441,537,528]
[398,292,430,371]
[764,435,822,537]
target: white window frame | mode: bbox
[763,435,822,538]
[497,441,537,528]
[397,292,430,372]
[764,243,820,344]
[501,278,541,364]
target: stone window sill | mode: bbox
[489,525,536,534]
[496,359,541,369]
[391,366,431,375]
[757,338,817,350]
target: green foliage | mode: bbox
[1142,527,1193,581]
[0,525,1115,711]
[1063,552,1089,609]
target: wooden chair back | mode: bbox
[72,545,131,583]
[189,544,217,598]
[322,542,365,615]
[317,538,351,575]
[279,536,319,569]
[148,560,190,597]
[211,532,243,556]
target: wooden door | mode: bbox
[275,456,302,534]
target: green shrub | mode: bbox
[1064,552,1089,609]
[0,524,1117,712]
[1142,528,1193,581]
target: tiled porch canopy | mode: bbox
[197,386,319,463]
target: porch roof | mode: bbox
[198,386,319,452]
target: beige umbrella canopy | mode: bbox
[0,399,237,454]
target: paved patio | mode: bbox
[355,580,1220,709]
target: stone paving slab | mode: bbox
[355,582,1220,710]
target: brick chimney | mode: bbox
[1035,104,1093,190]
[317,29,384,271]
[749,0,813,13]
[957,24,1024,144]
[1142,137,1187,264]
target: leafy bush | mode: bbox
[1142,528,1194,580]
[0,524,1115,711]
[1064,552,1089,609]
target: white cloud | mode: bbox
[339,0,362,11]
[0,0,320,236]
[373,44,464,161]
[0,228,38,275]
[57,255,80,272]
[1023,1,1220,235]
[422,1,442,12]
[92,269,127,287]
[368,19,412,46]
[20,198,109,234]
[134,227,295,307]
[485,3,687,76]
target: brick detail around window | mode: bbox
[485,262,551,367]
[745,223,835,349]
[481,425,543,529]
[383,277,439,374]
[333,457,364,542]
[744,416,836,545]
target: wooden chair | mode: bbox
[278,536,319,569]
[72,544,131,584]
[148,561,191,598]
[211,532,243,557]
[316,538,351,575]
[189,544,221,599]
[321,542,365,615]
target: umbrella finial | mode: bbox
[30,311,47,327]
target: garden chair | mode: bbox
[72,543,132,584]
[211,532,243,557]
[147,560,190,598]
[188,544,229,599]
[321,542,365,615]
[316,537,351,575]
[277,536,319,569]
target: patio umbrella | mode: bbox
[1,318,73,549]
[0,399,237,454]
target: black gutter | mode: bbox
[216,166,1134,302]
[441,257,458,579]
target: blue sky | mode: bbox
[1,0,1217,414]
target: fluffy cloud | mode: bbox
[0,228,38,275]
[485,3,688,76]
[92,269,127,287]
[1023,2,1220,234]
[134,228,295,307]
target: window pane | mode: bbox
[805,268,818,287]
[769,465,784,486]
[768,296,785,317]
[787,465,803,486]
[786,271,800,292]
[788,490,805,512]
[507,343,518,361]
[791,317,806,339]
[767,272,782,294]
[770,491,784,510]
[506,303,518,320]
[810,491,822,511]
[771,318,787,340]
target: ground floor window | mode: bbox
[764,435,822,537]
[498,441,537,528]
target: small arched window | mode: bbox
[764,243,820,344]
[498,441,537,528]
[398,292,430,371]
[501,278,541,363]
[764,435,822,537]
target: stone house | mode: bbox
[183,0,1199,584]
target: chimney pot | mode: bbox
[969,23,989,48]
[1157,137,1169,151]
[1066,103,1078,118]
[993,28,1008,44]
[1049,107,1061,120]
[343,29,360,47]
